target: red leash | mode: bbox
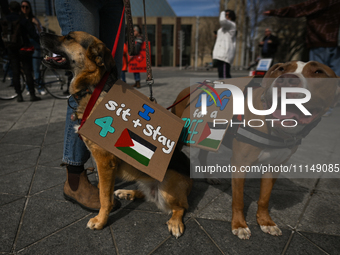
[78,7,125,132]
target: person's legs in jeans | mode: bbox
[327,47,340,76]
[25,39,44,95]
[134,72,140,81]
[121,71,126,82]
[309,47,327,64]
[30,39,45,94]
[133,72,141,88]
[55,0,124,210]
[310,47,338,116]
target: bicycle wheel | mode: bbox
[40,67,70,99]
[0,60,26,100]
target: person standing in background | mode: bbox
[212,10,237,78]
[132,25,143,88]
[21,0,45,95]
[259,28,279,62]
[4,1,40,102]
[264,0,340,116]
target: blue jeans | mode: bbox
[309,47,340,76]
[30,38,41,81]
[134,72,140,81]
[55,0,125,165]
[121,70,126,82]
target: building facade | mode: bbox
[30,0,218,67]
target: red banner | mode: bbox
[128,42,151,73]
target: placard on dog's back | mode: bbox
[180,78,252,152]
[78,80,184,182]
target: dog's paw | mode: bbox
[260,224,282,236]
[166,218,184,239]
[86,216,105,230]
[232,227,251,239]
[114,190,135,200]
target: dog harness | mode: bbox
[230,114,321,149]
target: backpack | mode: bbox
[1,19,23,49]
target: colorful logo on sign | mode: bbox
[197,82,223,107]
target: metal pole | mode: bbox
[224,0,228,10]
[241,13,247,70]
[179,30,183,70]
[195,16,199,71]
[245,33,249,69]
[234,1,239,70]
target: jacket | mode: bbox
[4,12,40,48]
[259,34,279,55]
[267,0,340,48]
[212,11,237,64]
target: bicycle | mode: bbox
[0,54,71,100]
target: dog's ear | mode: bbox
[264,63,283,78]
[87,42,117,75]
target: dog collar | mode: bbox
[71,75,115,106]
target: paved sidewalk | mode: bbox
[0,68,340,255]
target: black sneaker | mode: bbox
[17,94,23,102]
[30,95,41,101]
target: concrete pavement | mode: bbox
[0,67,340,255]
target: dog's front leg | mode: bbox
[257,171,282,236]
[87,148,117,230]
[231,169,251,239]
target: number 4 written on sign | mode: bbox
[94,116,115,137]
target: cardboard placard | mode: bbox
[179,78,252,151]
[128,42,150,73]
[78,80,184,182]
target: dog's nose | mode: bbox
[276,73,301,87]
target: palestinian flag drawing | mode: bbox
[197,122,228,149]
[115,128,156,166]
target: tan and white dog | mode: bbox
[172,61,339,239]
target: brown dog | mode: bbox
[172,61,338,239]
[40,31,192,238]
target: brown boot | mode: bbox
[63,170,101,212]
[135,80,141,88]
